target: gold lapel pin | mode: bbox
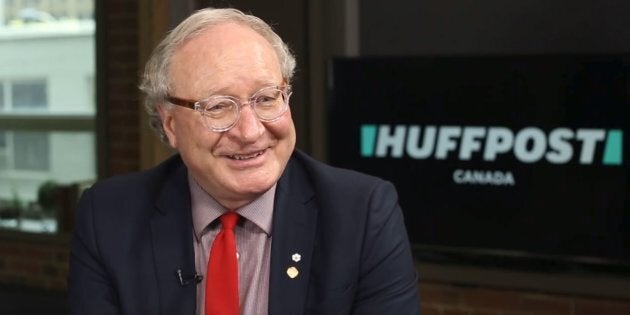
[286,266,299,279]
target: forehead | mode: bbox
[169,22,283,96]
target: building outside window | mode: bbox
[12,79,47,110]
[0,82,4,108]
[0,131,7,171]
[0,0,95,234]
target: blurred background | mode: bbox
[0,0,628,314]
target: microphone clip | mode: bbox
[176,269,203,287]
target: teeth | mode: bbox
[229,150,263,160]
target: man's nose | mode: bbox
[228,104,264,142]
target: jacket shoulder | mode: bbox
[291,150,389,191]
[287,150,398,214]
[89,154,185,196]
[79,154,187,220]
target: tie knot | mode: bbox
[220,211,239,231]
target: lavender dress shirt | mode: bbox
[189,175,274,315]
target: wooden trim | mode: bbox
[95,0,108,179]
[138,0,179,170]
[0,115,94,131]
[418,262,630,299]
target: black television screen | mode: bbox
[328,55,629,274]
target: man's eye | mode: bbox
[206,101,234,113]
[255,94,279,105]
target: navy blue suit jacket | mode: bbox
[68,150,420,314]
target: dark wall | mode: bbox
[361,0,630,55]
[356,0,630,301]
[205,0,312,151]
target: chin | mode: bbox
[235,171,278,193]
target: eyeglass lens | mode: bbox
[201,86,288,131]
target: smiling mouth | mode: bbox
[228,150,265,160]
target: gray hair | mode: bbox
[139,7,297,143]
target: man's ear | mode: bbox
[157,104,178,148]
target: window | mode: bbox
[12,80,47,110]
[0,79,48,111]
[13,132,49,171]
[0,131,6,171]
[0,82,4,109]
[0,131,51,172]
[0,0,95,234]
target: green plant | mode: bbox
[10,189,23,210]
[0,189,23,220]
[37,180,59,212]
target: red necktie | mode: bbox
[205,212,240,315]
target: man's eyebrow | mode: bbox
[202,81,283,98]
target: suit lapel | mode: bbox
[268,156,318,314]
[150,161,197,315]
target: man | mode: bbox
[68,7,420,315]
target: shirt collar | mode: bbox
[189,173,275,240]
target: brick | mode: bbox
[21,247,54,260]
[9,260,40,275]
[41,264,58,277]
[102,0,141,182]
[107,14,138,28]
[0,244,21,256]
[108,29,139,39]
[56,251,69,262]
[48,279,68,291]
[108,116,140,130]
[105,1,138,13]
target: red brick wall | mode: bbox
[0,234,69,291]
[102,0,141,175]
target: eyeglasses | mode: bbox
[166,85,292,132]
